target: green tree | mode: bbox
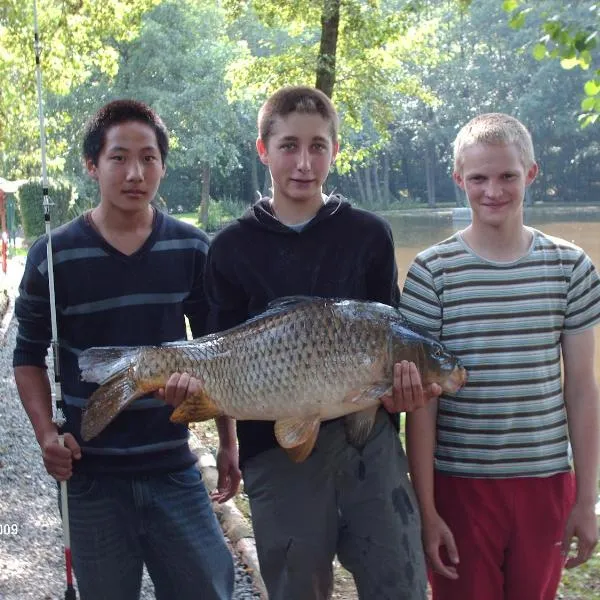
[341,0,597,207]
[113,0,250,222]
[224,0,440,156]
[503,0,599,126]
[0,0,159,178]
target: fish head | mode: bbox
[388,316,467,394]
[415,337,467,394]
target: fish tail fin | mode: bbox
[79,347,145,442]
[81,367,146,441]
[79,346,139,385]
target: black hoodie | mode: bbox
[205,195,400,464]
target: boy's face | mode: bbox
[86,121,165,213]
[453,142,537,230]
[256,112,338,207]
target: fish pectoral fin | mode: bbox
[344,383,391,407]
[169,389,222,424]
[274,416,321,463]
[344,405,380,450]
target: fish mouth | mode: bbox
[441,365,468,393]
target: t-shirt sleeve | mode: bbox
[564,251,600,332]
[399,255,443,339]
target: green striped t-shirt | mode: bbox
[400,228,600,478]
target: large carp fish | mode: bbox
[79,297,467,461]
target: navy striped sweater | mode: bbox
[13,209,209,475]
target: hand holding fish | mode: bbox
[156,371,200,407]
[381,361,442,413]
[40,429,81,482]
[158,374,242,501]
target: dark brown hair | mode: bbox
[257,86,339,145]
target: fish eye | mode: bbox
[433,347,441,358]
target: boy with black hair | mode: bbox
[402,113,600,600]
[13,99,237,600]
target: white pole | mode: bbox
[33,2,76,598]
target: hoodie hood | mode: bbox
[238,194,351,234]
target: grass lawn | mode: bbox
[175,212,198,226]
[559,552,600,599]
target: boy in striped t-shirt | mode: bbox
[401,113,600,600]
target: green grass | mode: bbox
[176,212,199,226]
[8,246,28,258]
[559,547,600,599]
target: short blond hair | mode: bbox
[453,113,535,173]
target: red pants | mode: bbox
[430,471,575,600]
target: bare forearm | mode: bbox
[566,385,600,506]
[215,415,237,450]
[14,365,56,446]
[562,328,600,507]
[406,400,438,518]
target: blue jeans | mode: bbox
[60,465,234,600]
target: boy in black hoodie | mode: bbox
[165,86,433,600]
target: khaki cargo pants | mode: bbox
[242,409,427,600]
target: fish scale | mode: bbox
[79,297,467,461]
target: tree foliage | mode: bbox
[503,0,599,126]
[224,0,441,165]
[0,0,160,177]
[17,178,71,240]
[1,0,599,215]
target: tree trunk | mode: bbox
[454,183,466,207]
[250,153,260,202]
[354,169,366,204]
[262,167,272,198]
[382,153,392,207]
[199,162,211,226]
[372,162,382,207]
[364,165,374,206]
[315,0,340,98]
[424,143,436,208]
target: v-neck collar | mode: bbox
[83,208,161,259]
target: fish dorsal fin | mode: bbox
[344,405,380,450]
[229,296,324,331]
[169,389,222,424]
[266,295,322,310]
[274,416,321,463]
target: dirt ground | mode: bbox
[0,289,8,320]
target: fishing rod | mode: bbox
[32,1,77,599]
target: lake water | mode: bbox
[386,212,600,389]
